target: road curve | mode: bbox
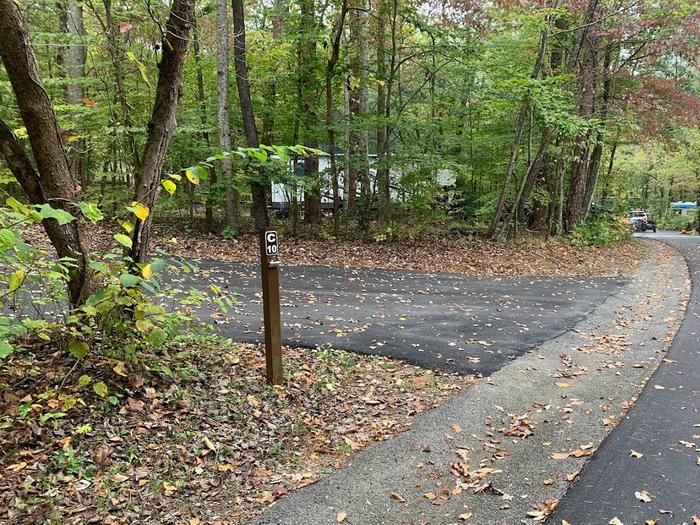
[549,233,700,523]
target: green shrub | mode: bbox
[567,215,630,247]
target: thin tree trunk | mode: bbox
[488,0,561,238]
[99,0,141,172]
[348,0,370,228]
[192,18,218,233]
[66,0,87,186]
[0,0,93,306]
[299,0,321,225]
[231,0,269,229]
[583,46,615,219]
[217,0,238,228]
[128,0,195,263]
[376,0,390,222]
[326,1,349,236]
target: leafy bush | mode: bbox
[567,214,630,246]
[0,183,235,367]
[658,211,696,232]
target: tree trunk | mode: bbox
[0,0,92,306]
[564,1,601,231]
[231,0,269,229]
[298,0,321,225]
[376,0,389,222]
[192,18,218,233]
[217,0,238,228]
[65,0,87,186]
[583,46,615,219]
[128,0,195,263]
[348,0,370,229]
[326,1,348,236]
[97,0,141,173]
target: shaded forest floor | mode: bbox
[0,337,469,524]
[21,222,647,278]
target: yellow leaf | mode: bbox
[112,361,128,377]
[185,169,200,185]
[141,263,153,280]
[121,221,134,233]
[130,201,149,221]
[562,521,571,525]
[424,492,437,500]
[555,381,572,388]
[162,481,178,492]
[162,179,176,196]
[218,463,236,472]
[8,270,25,293]
[543,479,555,485]
[336,512,347,523]
[452,423,462,433]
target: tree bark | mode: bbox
[326,1,348,236]
[583,46,615,219]
[128,0,195,263]
[0,0,92,306]
[231,0,269,229]
[65,0,87,187]
[217,0,238,228]
[564,1,601,231]
[298,0,321,225]
[376,0,390,222]
[348,0,370,228]
[192,18,218,233]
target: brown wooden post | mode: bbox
[259,227,283,385]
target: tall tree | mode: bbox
[298,0,321,224]
[0,0,93,306]
[128,0,196,262]
[231,0,269,228]
[564,0,601,230]
[326,0,349,235]
[347,0,370,223]
[217,0,238,228]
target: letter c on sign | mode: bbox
[265,231,278,256]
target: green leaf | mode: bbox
[78,374,92,388]
[114,233,133,249]
[93,381,108,398]
[77,202,103,223]
[89,261,110,274]
[119,273,141,288]
[8,271,24,293]
[162,179,176,196]
[68,340,88,359]
[6,196,31,215]
[0,342,12,360]
[34,203,75,225]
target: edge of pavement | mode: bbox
[547,235,700,524]
[248,240,690,525]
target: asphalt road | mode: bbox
[183,262,626,375]
[549,232,700,523]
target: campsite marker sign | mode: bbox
[258,228,283,385]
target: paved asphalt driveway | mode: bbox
[185,262,626,375]
[549,232,700,523]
